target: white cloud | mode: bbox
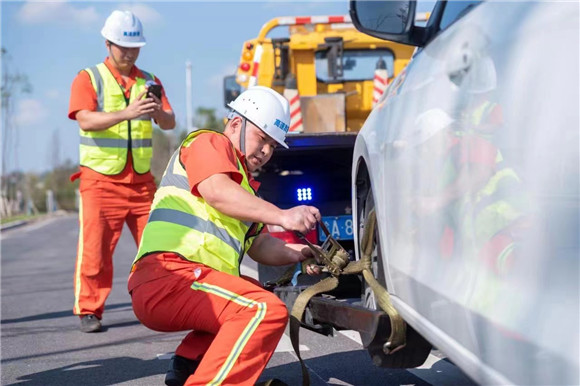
[13,98,49,127]
[117,4,163,27]
[17,1,100,27]
[17,2,162,30]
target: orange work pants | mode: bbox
[129,253,288,385]
[74,179,156,319]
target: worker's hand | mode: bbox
[147,90,164,120]
[123,90,159,120]
[301,247,322,275]
[281,205,320,234]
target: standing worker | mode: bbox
[68,10,175,333]
[129,86,321,386]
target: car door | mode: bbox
[365,1,579,384]
[371,0,485,297]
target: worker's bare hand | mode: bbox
[123,90,158,120]
[147,90,164,120]
[281,205,320,234]
[301,247,322,275]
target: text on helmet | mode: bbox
[123,31,141,37]
[274,119,289,133]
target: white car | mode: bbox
[350,1,579,385]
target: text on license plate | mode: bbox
[319,215,354,242]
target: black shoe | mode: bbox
[165,355,200,386]
[80,314,102,333]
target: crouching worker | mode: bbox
[128,86,321,386]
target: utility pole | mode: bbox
[185,60,194,133]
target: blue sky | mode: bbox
[1,1,433,174]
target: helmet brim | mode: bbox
[102,31,146,48]
[272,136,289,149]
[110,39,146,48]
[227,108,289,149]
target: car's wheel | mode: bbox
[357,181,432,369]
[359,190,386,312]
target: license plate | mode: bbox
[320,215,354,242]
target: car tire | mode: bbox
[357,184,432,368]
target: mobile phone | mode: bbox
[146,84,162,99]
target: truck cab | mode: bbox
[226,15,417,133]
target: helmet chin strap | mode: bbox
[106,43,118,65]
[239,117,248,168]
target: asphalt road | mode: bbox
[1,214,475,385]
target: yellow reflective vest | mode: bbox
[79,63,154,175]
[134,130,263,276]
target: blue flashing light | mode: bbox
[297,187,313,202]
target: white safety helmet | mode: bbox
[227,86,291,149]
[101,10,146,48]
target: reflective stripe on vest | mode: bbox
[79,63,155,175]
[472,151,525,242]
[79,137,152,148]
[134,130,262,276]
[469,100,495,126]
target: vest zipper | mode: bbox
[124,95,132,154]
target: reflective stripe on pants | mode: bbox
[129,255,288,385]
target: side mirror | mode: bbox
[350,0,422,46]
[223,75,242,108]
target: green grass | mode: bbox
[1,214,43,225]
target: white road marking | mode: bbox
[275,332,309,353]
[339,330,362,345]
[62,364,102,371]
[157,353,174,360]
[326,378,353,385]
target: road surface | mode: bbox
[1,214,474,385]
